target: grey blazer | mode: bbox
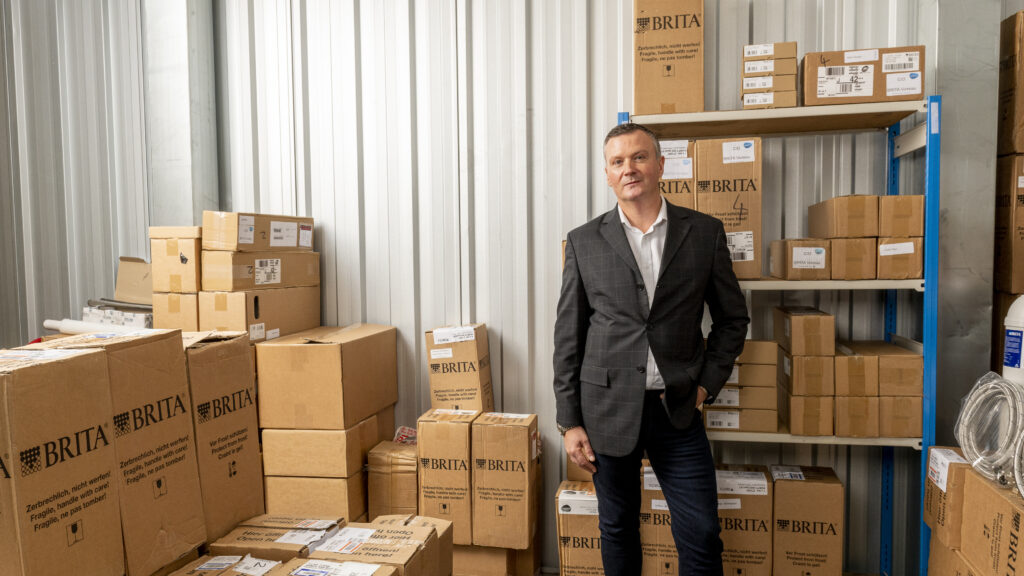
[553,202,750,457]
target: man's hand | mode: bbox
[696,385,708,407]
[563,426,597,474]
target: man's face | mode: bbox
[604,131,665,204]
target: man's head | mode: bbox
[603,123,664,205]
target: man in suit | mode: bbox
[553,123,749,575]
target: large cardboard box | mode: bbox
[802,46,926,106]
[961,468,1024,576]
[831,238,878,280]
[266,559,398,576]
[0,349,125,576]
[262,415,378,477]
[770,239,830,280]
[879,396,922,437]
[695,137,763,279]
[659,139,697,209]
[834,396,879,437]
[778,351,834,396]
[717,465,773,576]
[808,195,879,239]
[418,409,479,545]
[877,237,924,279]
[202,211,314,252]
[150,226,202,293]
[425,324,494,411]
[182,332,264,542]
[995,155,1024,293]
[773,306,836,356]
[409,516,454,576]
[555,481,603,576]
[209,524,336,562]
[704,408,778,433]
[924,446,969,550]
[257,324,398,429]
[771,466,844,576]
[371,514,452,576]
[368,441,419,520]
[999,12,1024,156]
[198,286,320,344]
[742,90,798,110]
[879,195,925,237]
[741,74,798,94]
[639,463,676,576]
[743,58,797,77]
[779,387,834,436]
[737,340,778,364]
[471,413,539,549]
[835,343,880,396]
[842,341,923,396]
[453,545,513,576]
[263,473,367,520]
[633,0,704,115]
[154,293,200,332]
[709,385,777,410]
[201,250,320,292]
[743,41,798,61]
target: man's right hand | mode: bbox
[563,426,597,474]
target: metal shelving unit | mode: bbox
[634,96,941,576]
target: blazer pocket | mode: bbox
[580,365,609,387]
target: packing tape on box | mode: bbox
[170,274,182,293]
[849,358,867,395]
[167,238,178,256]
[661,103,676,114]
[215,293,228,311]
[169,294,181,314]
[233,264,252,279]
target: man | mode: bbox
[553,123,749,575]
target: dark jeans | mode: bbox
[591,390,723,576]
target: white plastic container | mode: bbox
[1004,295,1024,384]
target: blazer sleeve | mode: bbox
[699,220,751,402]
[552,233,591,429]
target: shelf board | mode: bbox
[738,278,924,291]
[707,429,922,450]
[632,100,927,139]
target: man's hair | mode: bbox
[603,123,661,158]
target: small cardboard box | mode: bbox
[209,524,336,562]
[256,324,398,429]
[115,256,153,305]
[995,155,1024,292]
[771,466,844,576]
[202,211,314,252]
[736,340,778,364]
[834,396,879,437]
[879,195,925,237]
[417,409,480,545]
[695,137,763,279]
[154,293,200,332]
[266,559,397,576]
[198,286,320,343]
[704,408,778,433]
[150,226,202,293]
[831,238,878,280]
[182,331,264,542]
[262,415,378,477]
[779,387,834,436]
[778,350,835,396]
[471,413,540,549]
[924,446,969,550]
[741,74,798,94]
[263,473,367,520]
[961,468,1024,576]
[639,464,676,576]
[742,90,798,109]
[808,195,880,239]
[311,537,424,576]
[879,396,922,437]
[743,41,798,61]
[835,343,880,396]
[999,12,1024,156]
[770,239,830,280]
[632,0,704,115]
[425,324,494,411]
[842,341,923,396]
[368,441,419,520]
[201,250,320,292]
[710,385,777,410]
[725,364,776,388]
[773,306,836,356]
[802,46,926,106]
[453,545,513,576]
[877,237,924,279]
[0,349,125,576]
[555,481,603,576]
[659,139,697,210]
[717,465,773,576]
[743,58,798,77]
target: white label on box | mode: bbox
[784,355,792,376]
[266,328,281,341]
[928,448,968,493]
[722,140,756,164]
[712,388,740,407]
[718,498,742,510]
[817,65,874,98]
[432,326,476,344]
[880,242,915,256]
[233,556,281,576]
[744,43,774,58]
[270,221,298,247]
[1017,175,1024,189]
[249,323,265,341]
[430,347,454,359]
[294,519,337,530]
[651,499,670,511]
[743,76,773,90]
[661,140,692,180]
[643,466,662,491]
[255,258,282,285]
[558,490,600,515]
[770,465,805,481]
[792,247,827,269]
[882,51,920,72]
[886,72,922,96]
[292,560,380,576]
[661,139,689,158]
[299,223,313,247]
[433,408,478,416]
[845,49,879,63]
[743,93,774,107]
[706,411,740,429]
[317,528,378,554]
[716,470,770,495]
[726,231,755,262]
[744,60,774,74]
[275,529,328,546]
[238,215,255,244]
[198,556,242,570]
[489,412,531,419]
[726,365,740,384]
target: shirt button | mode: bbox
[637,366,646,373]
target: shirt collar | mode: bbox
[618,196,668,234]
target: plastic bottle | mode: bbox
[1004,295,1024,384]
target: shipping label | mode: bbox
[743,93,773,107]
[743,76,773,90]
[266,328,281,341]
[744,44,774,58]
[292,559,381,576]
[770,465,805,481]
[651,499,669,511]
[662,140,693,180]
[299,224,313,248]
[844,49,879,63]
[886,72,922,96]
[238,216,255,244]
[817,65,874,98]
[643,466,661,491]
[430,348,454,359]
[882,51,920,72]
[783,355,792,377]
[275,529,328,546]
[716,470,769,495]
[744,60,774,74]
[879,242,915,256]
[249,323,265,341]
[722,140,756,164]
[1017,176,1024,189]
[927,449,967,493]
[726,365,739,384]
[718,498,742,510]
[706,411,740,429]
[198,556,242,570]
[255,258,282,285]
[726,231,755,262]
[712,388,740,407]
[432,326,477,344]
[792,247,827,269]
[269,221,298,247]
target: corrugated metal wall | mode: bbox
[1,1,1003,574]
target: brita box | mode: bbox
[771,465,844,576]
[471,413,540,550]
[417,408,479,545]
[633,0,704,115]
[425,324,494,411]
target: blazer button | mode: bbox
[637,366,646,373]
[638,284,646,292]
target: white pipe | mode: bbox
[43,319,136,335]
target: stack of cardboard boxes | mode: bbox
[151,226,203,331]
[704,340,779,432]
[775,306,836,436]
[838,341,923,438]
[741,41,798,110]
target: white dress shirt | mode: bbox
[618,197,668,390]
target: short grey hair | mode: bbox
[603,123,661,158]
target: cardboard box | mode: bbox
[659,139,696,209]
[961,468,1024,576]
[877,237,923,279]
[23,331,206,576]
[257,324,398,429]
[239,513,345,530]
[743,58,797,77]
[831,238,877,280]
[452,545,513,576]
[995,155,1024,292]
[695,137,763,279]
[198,286,320,344]
[262,415,378,477]
[555,481,603,576]
[773,306,836,356]
[368,441,419,520]
[808,195,879,239]
[704,408,778,433]
[802,46,926,106]
[879,396,922,437]
[779,387,834,436]
[263,473,367,520]
[770,239,830,280]
[639,464,676,576]
[566,454,593,482]
[311,535,424,576]
[842,341,923,396]
[150,226,202,293]
[710,385,777,409]
[265,559,398,576]
[993,292,1020,372]
[418,409,479,545]
[209,525,336,562]
[834,396,879,437]
[879,195,925,237]
[202,211,314,252]
[736,340,778,364]
[154,293,200,332]
[116,256,153,305]
[926,537,981,576]
[514,531,541,576]
[741,74,798,94]
[425,324,494,411]
[201,250,320,292]
[371,515,452,576]
[744,41,798,61]
[778,351,835,396]
[999,12,1024,156]
[377,404,397,443]
[317,522,439,576]
[742,90,798,109]
[633,0,704,115]
[182,331,264,542]
[409,516,454,576]
[717,465,773,576]
[725,363,776,388]
[835,343,880,396]
[471,413,539,549]
[0,349,125,576]
[924,446,969,550]
[771,466,844,576]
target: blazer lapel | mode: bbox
[599,208,642,278]
[657,205,692,281]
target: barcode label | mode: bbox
[743,93,773,106]
[817,64,873,98]
[882,51,920,73]
[255,258,282,285]
[824,66,846,76]
[744,60,774,74]
[726,231,755,262]
[706,411,740,429]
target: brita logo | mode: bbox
[430,361,478,375]
[420,457,468,471]
[743,142,753,149]
[634,13,701,33]
[476,458,525,472]
[659,181,692,195]
[114,395,188,437]
[197,388,254,424]
[721,517,769,532]
[640,511,672,526]
[775,518,837,535]
[696,179,758,193]
[0,454,9,478]
[910,73,919,79]
[19,425,110,477]
[561,535,602,549]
